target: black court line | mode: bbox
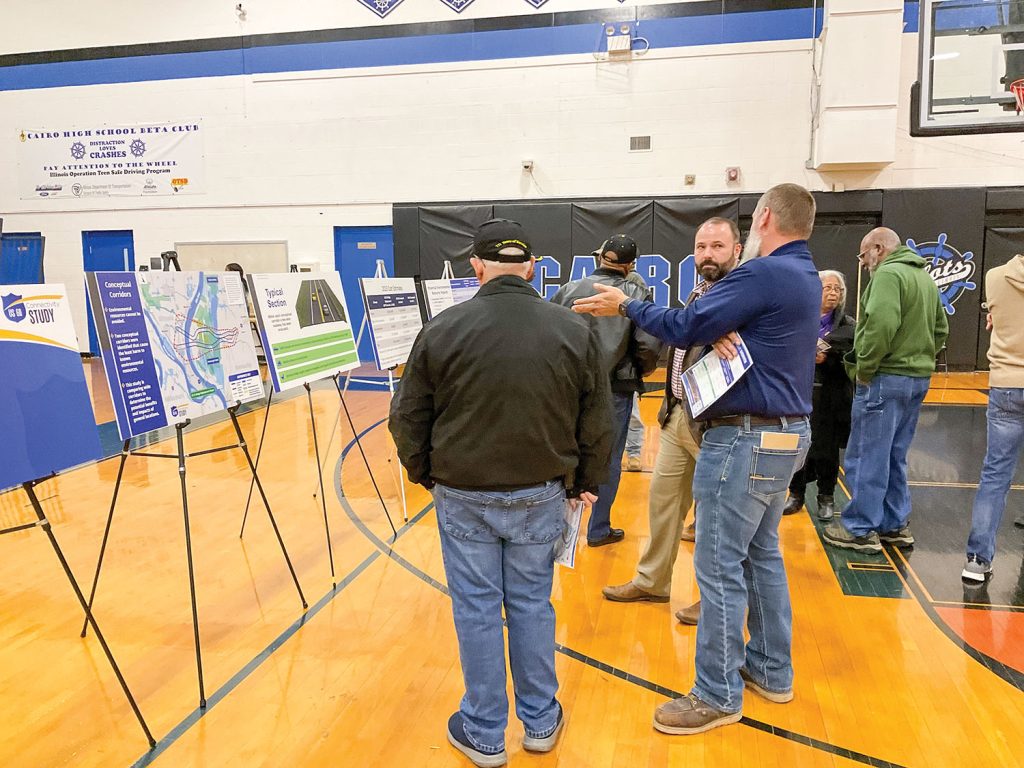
[129,417,430,767]
[334,438,906,768]
[886,544,1024,693]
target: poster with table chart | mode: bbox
[0,284,101,491]
[422,277,480,320]
[248,271,359,392]
[359,277,423,370]
[86,270,264,440]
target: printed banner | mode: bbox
[359,277,423,370]
[18,120,204,200]
[249,272,360,392]
[86,270,263,440]
[0,284,101,491]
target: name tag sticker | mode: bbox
[760,431,800,450]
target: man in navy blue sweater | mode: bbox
[574,183,821,735]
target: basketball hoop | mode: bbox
[1011,78,1024,115]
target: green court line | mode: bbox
[276,340,356,368]
[271,330,352,354]
[279,352,359,383]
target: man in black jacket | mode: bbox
[390,219,612,768]
[551,235,662,546]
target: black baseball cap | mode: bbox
[593,234,638,264]
[473,219,533,262]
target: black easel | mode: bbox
[332,373,398,539]
[239,383,338,586]
[79,404,308,708]
[1,479,155,748]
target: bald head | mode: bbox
[859,227,901,273]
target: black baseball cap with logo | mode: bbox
[473,219,533,262]
[592,234,638,264]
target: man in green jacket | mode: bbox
[823,227,949,553]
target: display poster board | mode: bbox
[248,271,359,392]
[86,271,263,440]
[0,284,101,491]
[358,277,423,370]
[422,277,480,320]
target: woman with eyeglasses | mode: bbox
[783,270,856,521]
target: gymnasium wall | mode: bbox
[0,0,1022,351]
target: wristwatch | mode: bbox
[617,298,634,317]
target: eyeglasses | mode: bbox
[822,286,843,293]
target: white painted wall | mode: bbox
[1,2,1023,348]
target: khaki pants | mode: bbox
[632,407,700,597]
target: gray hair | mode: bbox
[819,269,847,315]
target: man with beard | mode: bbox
[602,218,741,628]
[573,184,819,735]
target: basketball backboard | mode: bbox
[915,0,1024,135]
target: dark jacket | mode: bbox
[389,275,614,496]
[551,267,662,394]
[627,240,820,419]
[657,281,712,428]
[811,311,855,454]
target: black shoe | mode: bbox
[588,528,625,547]
[782,495,804,516]
[446,712,507,767]
[816,495,835,521]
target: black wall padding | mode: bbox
[571,200,654,257]
[883,188,986,369]
[392,205,421,279]
[418,204,493,278]
[493,202,573,263]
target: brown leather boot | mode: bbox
[653,693,741,735]
[675,600,700,625]
[602,582,669,603]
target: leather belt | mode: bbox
[702,414,808,430]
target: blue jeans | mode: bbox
[691,417,810,713]
[967,387,1024,564]
[432,480,566,754]
[841,374,930,536]
[625,394,644,457]
[589,391,633,541]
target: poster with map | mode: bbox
[86,271,264,440]
[249,271,359,392]
[0,284,101,491]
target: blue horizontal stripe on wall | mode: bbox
[0,7,822,92]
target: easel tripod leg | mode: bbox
[306,383,337,587]
[332,375,398,539]
[22,480,156,748]
[80,439,130,638]
[176,422,207,709]
[240,387,274,538]
[228,405,309,610]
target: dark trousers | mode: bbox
[789,453,840,499]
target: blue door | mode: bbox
[83,230,135,355]
[0,232,45,284]
[334,226,394,362]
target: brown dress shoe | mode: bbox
[675,600,700,625]
[653,694,742,735]
[602,582,670,603]
[680,523,696,542]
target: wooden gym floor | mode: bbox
[0,366,1022,767]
